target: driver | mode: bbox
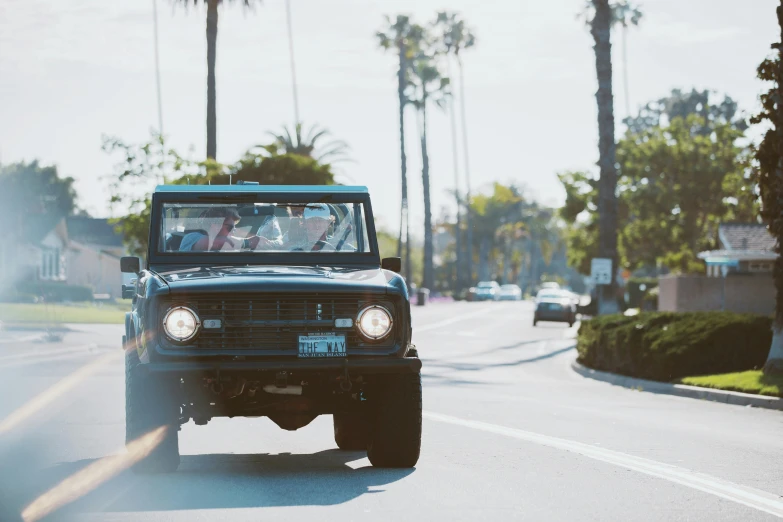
[179,207,241,252]
[284,203,335,251]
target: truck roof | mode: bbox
[154,184,369,194]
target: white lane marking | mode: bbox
[416,306,497,333]
[425,411,783,518]
[0,346,91,363]
[0,351,99,370]
[0,334,41,345]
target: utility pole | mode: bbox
[152,0,164,136]
[285,0,301,126]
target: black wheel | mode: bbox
[333,413,370,451]
[125,348,180,474]
[367,372,422,468]
[533,318,538,326]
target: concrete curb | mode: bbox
[570,359,783,411]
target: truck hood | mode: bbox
[152,265,396,295]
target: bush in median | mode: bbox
[576,312,772,381]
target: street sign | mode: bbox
[591,258,613,286]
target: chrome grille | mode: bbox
[163,294,388,351]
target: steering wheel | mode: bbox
[311,240,335,252]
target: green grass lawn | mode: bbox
[679,370,783,398]
[0,302,128,325]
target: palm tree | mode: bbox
[172,0,259,160]
[610,2,642,119]
[432,12,476,288]
[587,0,620,314]
[580,2,642,120]
[377,16,423,284]
[407,33,449,290]
[261,123,350,163]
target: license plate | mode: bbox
[298,333,346,358]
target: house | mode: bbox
[698,223,776,277]
[0,215,127,299]
[659,223,776,315]
[65,217,128,298]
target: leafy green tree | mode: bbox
[103,133,200,256]
[752,3,783,374]
[172,0,261,160]
[0,161,79,241]
[407,28,450,290]
[377,16,423,283]
[624,88,747,136]
[104,133,334,257]
[560,112,755,276]
[262,123,350,163]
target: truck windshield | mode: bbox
[158,202,371,254]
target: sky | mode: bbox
[0,0,779,235]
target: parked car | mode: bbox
[121,183,422,473]
[499,284,522,301]
[533,289,577,327]
[540,282,561,290]
[474,281,501,301]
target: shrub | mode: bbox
[576,312,772,381]
[14,281,94,303]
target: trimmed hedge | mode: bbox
[576,312,772,381]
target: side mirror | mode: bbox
[121,256,140,274]
[381,257,402,273]
[122,284,135,299]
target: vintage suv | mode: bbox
[121,184,421,473]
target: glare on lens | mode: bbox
[359,307,392,339]
[164,308,198,341]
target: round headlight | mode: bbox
[163,306,200,342]
[357,305,393,341]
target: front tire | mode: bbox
[333,413,370,451]
[367,372,422,468]
[125,347,180,474]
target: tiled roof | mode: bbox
[66,217,124,248]
[719,223,776,252]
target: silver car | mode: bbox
[533,289,577,326]
[475,281,501,301]
[499,284,522,301]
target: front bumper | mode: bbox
[535,309,574,321]
[144,357,422,375]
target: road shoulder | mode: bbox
[570,358,783,411]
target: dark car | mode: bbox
[533,289,577,327]
[121,184,421,473]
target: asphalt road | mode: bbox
[0,301,782,521]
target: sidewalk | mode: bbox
[571,357,783,411]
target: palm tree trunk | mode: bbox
[420,99,434,290]
[457,55,473,287]
[206,0,218,160]
[591,0,619,314]
[764,2,783,374]
[396,43,411,282]
[446,59,463,291]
